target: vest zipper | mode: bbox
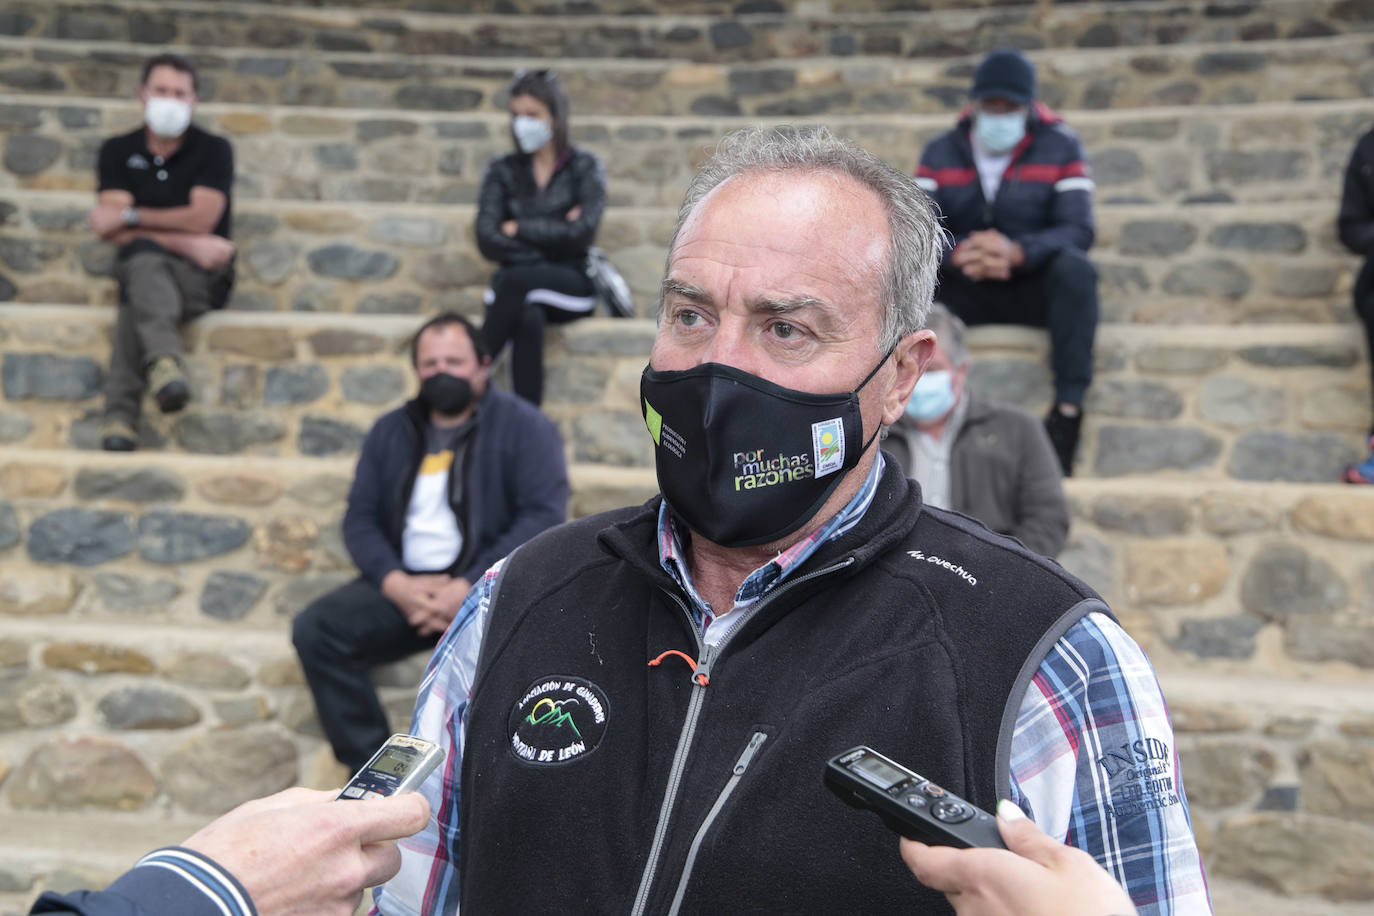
[631,556,855,913]
[666,731,768,916]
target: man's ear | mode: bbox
[881,329,936,426]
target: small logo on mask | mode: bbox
[644,397,686,458]
[509,676,610,766]
[812,418,845,477]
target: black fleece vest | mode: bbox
[460,464,1109,914]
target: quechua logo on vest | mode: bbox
[509,676,609,766]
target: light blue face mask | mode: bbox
[905,370,957,422]
[512,115,552,154]
[974,110,1027,154]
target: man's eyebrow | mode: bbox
[756,295,827,315]
[662,278,709,303]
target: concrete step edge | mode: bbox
[0,187,1344,219]
[1,31,1368,76]
[8,0,1326,29]
[5,88,1372,127]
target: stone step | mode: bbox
[0,189,1358,324]
[4,93,1371,209]
[194,0,1055,15]
[0,0,1362,63]
[3,464,1374,916]
[0,306,1369,482]
[3,31,1371,115]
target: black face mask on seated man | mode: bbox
[639,351,891,548]
[419,373,475,416]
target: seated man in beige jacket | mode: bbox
[883,303,1069,557]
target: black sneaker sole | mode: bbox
[154,380,190,414]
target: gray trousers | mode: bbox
[103,247,231,423]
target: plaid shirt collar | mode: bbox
[657,453,885,634]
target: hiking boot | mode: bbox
[1043,405,1083,477]
[147,355,190,414]
[99,417,138,452]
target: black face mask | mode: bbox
[419,372,475,416]
[640,354,890,548]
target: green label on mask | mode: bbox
[644,398,663,445]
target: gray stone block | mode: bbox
[312,142,358,171]
[1119,220,1197,257]
[729,68,796,96]
[1237,345,1359,368]
[1134,346,1228,374]
[341,365,406,405]
[162,728,298,816]
[0,406,31,443]
[1204,150,1307,185]
[299,415,366,456]
[1172,616,1263,659]
[357,291,423,314]
[2,353,101,401]
[98,687,200,730]
[263,363,330,406]
[1094,426,1222,476]
[27,508,133,566]
[3,134,61,175]
[92,572,180,613]
[1090,148,1144,185]
[1194,52,1267,75]
[74,468,186,504]
[1199,377,1286,428]
[175,410,285,454]
[1241,543,1347,622]
[306,244,398,281]
[1090,496,1191,536]
[395,85,482,111]
[244,240,301,286]
[200,571,268,621]
[1287,622,1374,669]
[1207,222,1307,253]
[1085,378,1184,420]
[137,511,252,564]
[1228,431,1360,482]
[368,216,446,247]
[0,671,76,729]
[1056,533,1113,595]
[570,410,653,467]
[0,237,63,273]
[1161,259,1252,299]
[0,499,19,550]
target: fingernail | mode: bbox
[996,799,1026,822]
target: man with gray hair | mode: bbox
[884,303,1069,558]
[375,127,1207,916]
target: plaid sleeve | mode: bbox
[1008,612,1212,916]
[371,560,504,916]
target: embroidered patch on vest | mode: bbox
[508,676,609,766]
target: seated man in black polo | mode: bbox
[292,312,571,776]
[87,52,235,451]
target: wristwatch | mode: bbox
[120,206,139,227]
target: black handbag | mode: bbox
[585,247,635,318]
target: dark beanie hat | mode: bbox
[970,48,1036,106]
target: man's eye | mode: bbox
[771,322,800,339]
[677,309,702,326]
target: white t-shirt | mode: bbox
[401,424,466,572]
[971,128,1015,203]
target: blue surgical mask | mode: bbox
[974,110,1027,154]
[905,370,957,422]
[512,115,552,154]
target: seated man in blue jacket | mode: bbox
[292,311,570,775]
[916,48,1098,476]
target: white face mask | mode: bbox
[145,97,192,139]
[974,110,1027,155]
[512,115,553,154]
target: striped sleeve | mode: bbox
[1008,612,1212,916]
[30,847,256,916]
[371,559,503,916]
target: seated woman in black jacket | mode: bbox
[476,70,606,405]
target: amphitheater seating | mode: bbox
[2,1,1374,910]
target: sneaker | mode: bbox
[147,355,190,414]
[1043,405,1083,477]
[1342,436,1374,484]
[99,418,137,452]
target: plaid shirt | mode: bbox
[375,456,1210,916]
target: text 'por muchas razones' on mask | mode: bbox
[639,352,892,548]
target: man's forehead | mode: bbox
[146,66,193,90]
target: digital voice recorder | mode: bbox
[337,734,444,800]
[825,745,1007,849]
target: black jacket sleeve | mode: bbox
[1339,130,1374,258]
[475,156,543,264]
[342,417,407,587]
[30,848,255,916]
